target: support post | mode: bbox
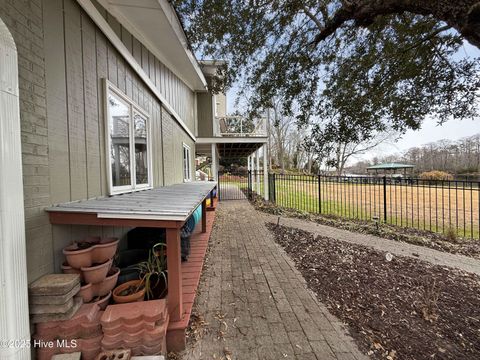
[166,227,183,322]
[251,152,256,192]
[0,18,31,360]
[202,198,207,233]
[211,143,217,181]
[256,149,260,194]
[263,145,269,200]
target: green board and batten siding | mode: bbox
[41,0,196,277]
[197,92,214,138]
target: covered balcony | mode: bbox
[214,115,267,137]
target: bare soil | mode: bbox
[267,222,480,360]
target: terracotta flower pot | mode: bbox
[91,291,112,310]
[77,267,119,304]
[94,267,120,297]
[61,262,83,282]
[81,259,112,284]
[63,237,119,269]
[79,283,94,303]
[112,280,145,304]
[92,237,120,264]
[63,244,94,269]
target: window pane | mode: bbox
[183,147,188,180]
[183,145,191,181]
[134,112,149,185]
[109,93,131,187]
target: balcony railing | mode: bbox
[214,116,267,137]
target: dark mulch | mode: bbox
[249,194,480,259]
[267,223,480,360]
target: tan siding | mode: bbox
[107,44,118,85]
[121,26,132,53]
[1,0,199,283]
[132,36,142,65]
[95,29,108,196]
[44,0,70,204]
[197,92,214,137]
[90,1,198,134]
[106,12,121,39]
[82,14,102,198]
[43,1,179,271]
[64,0,87,200]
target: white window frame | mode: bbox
[183,143,192,182]
[104,79,153,195]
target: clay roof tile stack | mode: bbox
[35,303,104,360]
[100,299,169,356]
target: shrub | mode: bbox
[445,227,458,243]
[419,171,454,181]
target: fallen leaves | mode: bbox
[267,223,480,360]
[251,194,480,259]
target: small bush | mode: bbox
[419,171,454,181]
[445,227,458,243]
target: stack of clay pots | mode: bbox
[62,236,120,310]
[100,299,169,356]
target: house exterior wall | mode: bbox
[197,92,214,137]
[214,93,227,117]
[0,0,53,282]
[92,0,197,136]
[0,0,198,282]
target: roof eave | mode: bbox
[95,0,207,91]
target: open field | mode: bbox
[219,172,480,238]
[273,177,480,238]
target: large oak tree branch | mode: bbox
[313,0,480,48]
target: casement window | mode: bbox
[183,143,192,182]
[105,80,152,195]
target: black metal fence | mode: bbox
[249,172,480,239]
[217,171,250,200]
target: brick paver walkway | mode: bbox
[264,214,480,276]
[182,201,368,360]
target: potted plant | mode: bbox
[135,243,168,300]
[112,279,145,303]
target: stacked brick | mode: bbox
[34,303,103,360]
[100,300,169,356]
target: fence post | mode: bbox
[218,172,221,201]
[272,173,276,203]
[248,170,252,198]
[383,176,387,223]
[268,173,272,201]
[318,175,322,214]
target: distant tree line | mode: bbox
[347,134,480,179]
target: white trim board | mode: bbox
[196,137,268,144]
[76,0,197,142]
